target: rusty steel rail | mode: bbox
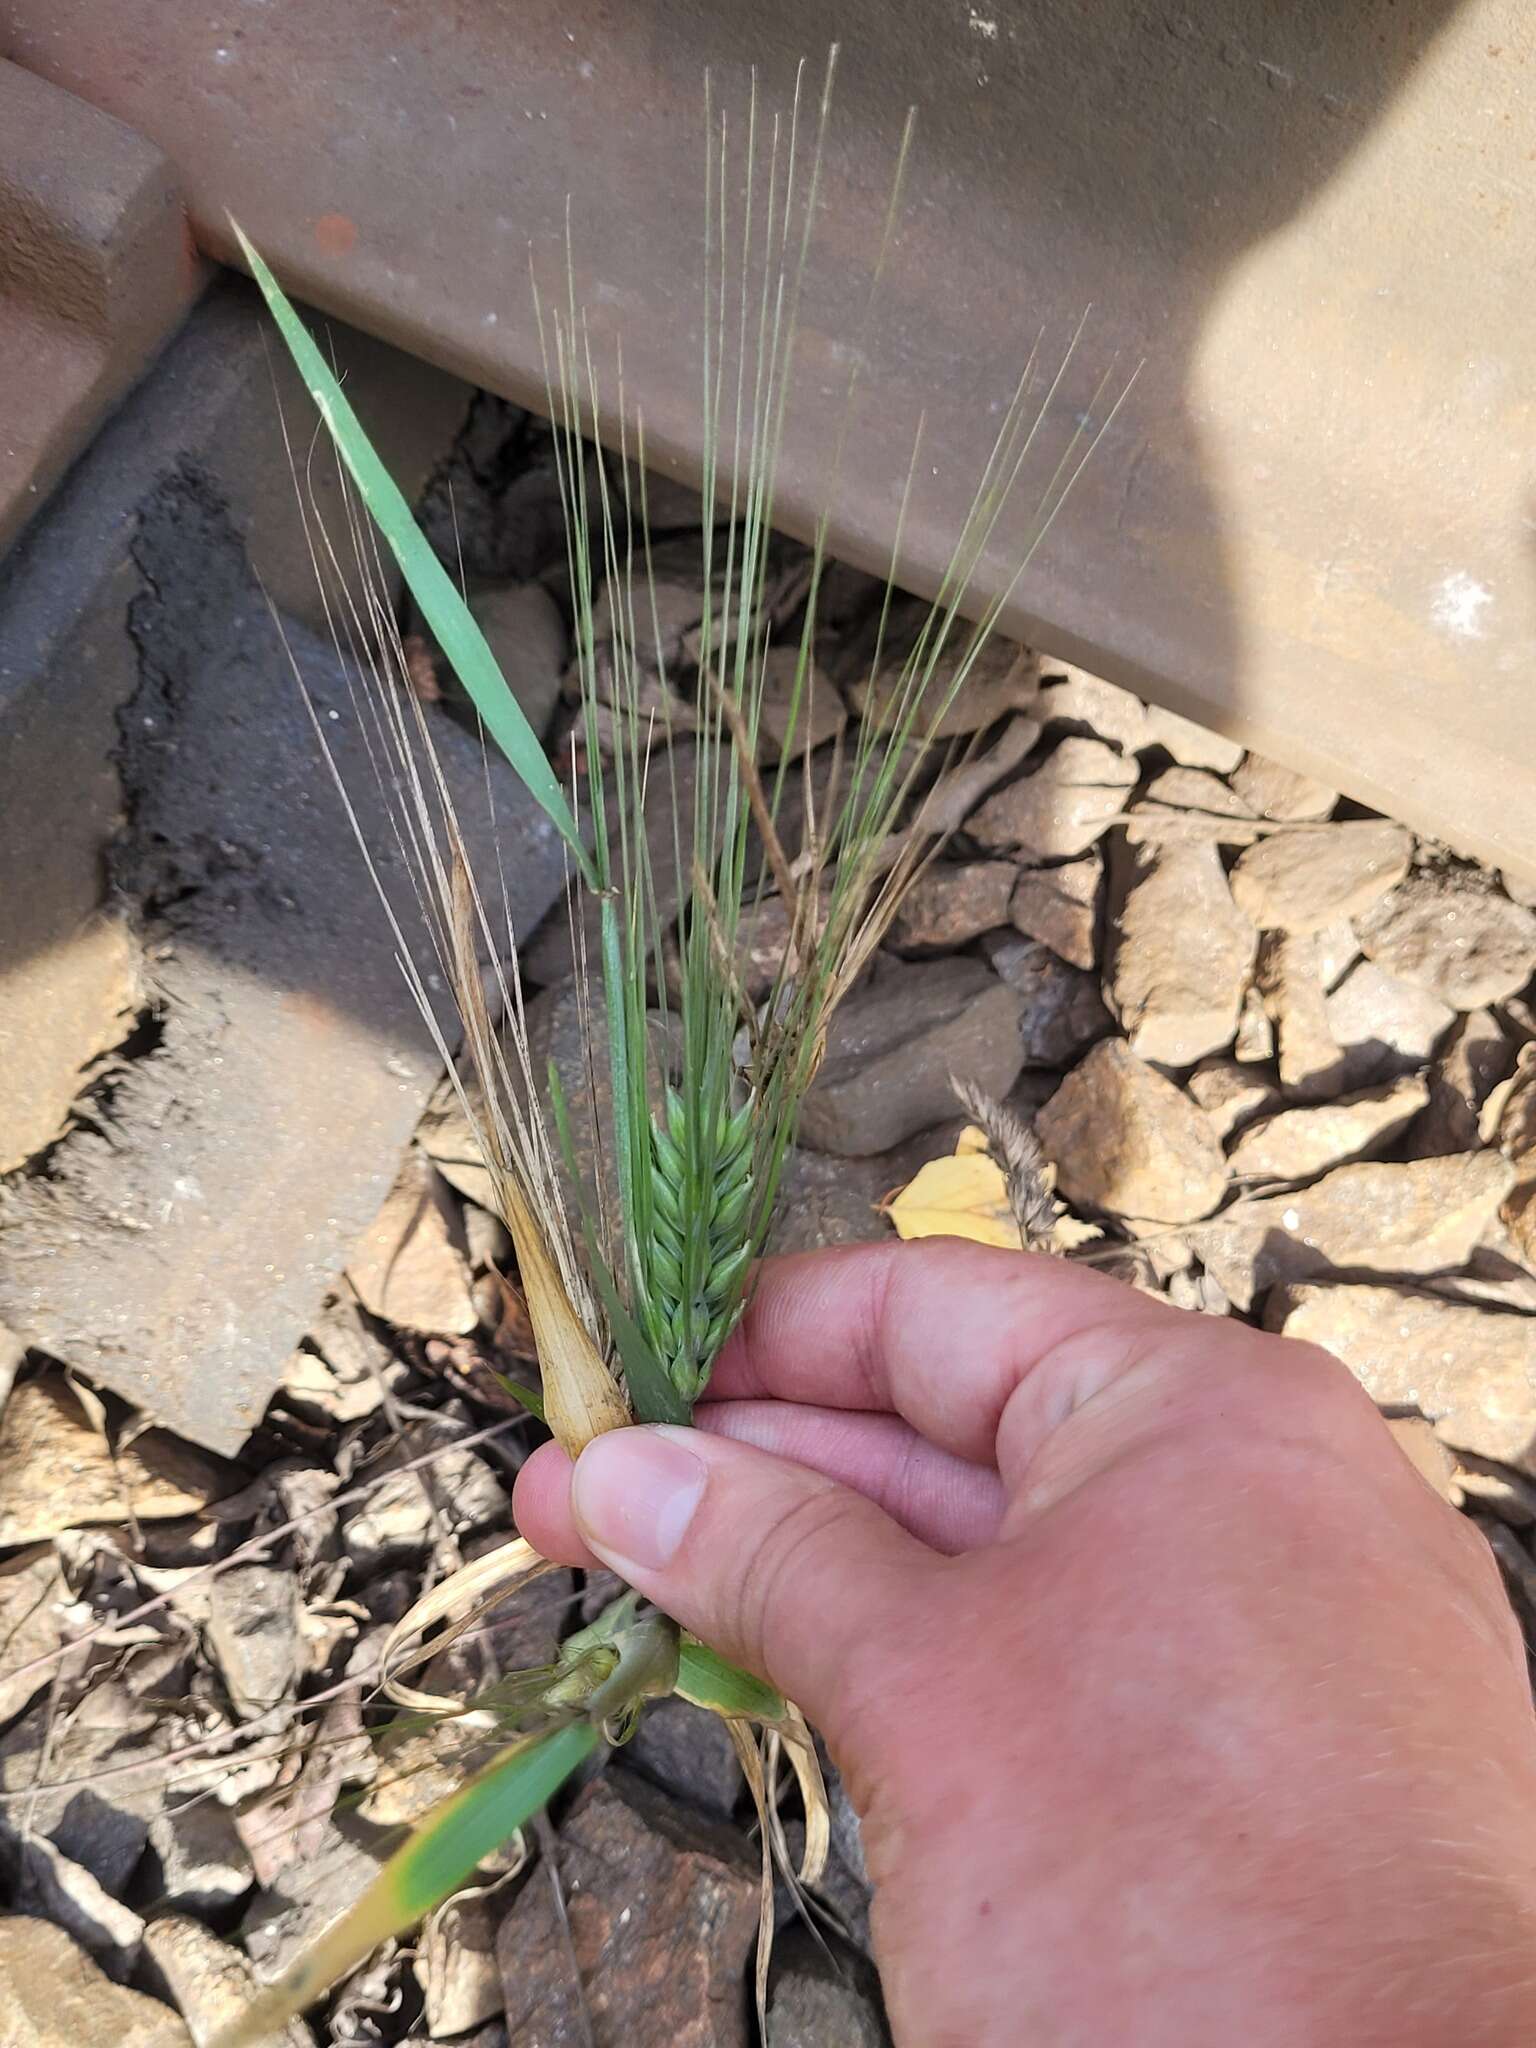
[0,58,205,553]
[2,0,1533,871]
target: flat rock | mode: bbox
[1486,1047,1536,1159]
[1035,1040,1228,1223]
[0,1834,146,1976]
[767,1945,884,2048]
[0,1544,66,1723]
[1187,1059,1283,1143]
[969,736,1138,860]
[143,1914,308,2048]
[1139,703,1244,771]
[593,575,703,672]
[1315,919,1362,990]
[1009,852,1101,969]
[888,860,1017,952]
[1325,959,1455,1088]
[498,1771,759,2048]
[730,892,813,1002]
[626,1695,742,1819]
[205,1564,302,1720]
[0,566,567,1455]
[851,636,1036,738]
[0,912,140,1176]
[903,713,1041,843]
[147,1800,252,1918]
[1120,754,1264,847]
[239,1818,388,1986]
[418,1076,497,1212]
[1229,754,1337,822]
[1253,933,1349,1101]
[468,581,568,742]
[754,647,847,763]
[0,1378,231,1547]
[345,1151,477,1337]
[1136,766,1254,820]
[1230,822,1412,934]
[1271,1283,1536,1473]
[342,1412,508,1570]
[1227,1075,1430,1182]
[1197,1151,1514,1311]
[821,1760,875,1951]
[278,1292,397,1425]
[981,933,1115,1069]
[1354,867,1536,1009]
[1500,1180,1536,1274]
[1410,1009,1516,1158]
[0,1662,189,1894]
[769,1130,962,1255]
[0,1915,186,2047]
[1108,839,1256,1065]
[799,957,1025,1155]
[1033,661,1149,751]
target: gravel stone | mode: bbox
[1230,822,1412,934]
[1355,867,1536,1009]
[1271,1283,1536,1474]
[799,957,1025,1155]
[1108,838,1256,1065]
[969,736,1138,860]
[1035,1040,1228,1223]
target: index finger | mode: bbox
[703,1237,1205,1467]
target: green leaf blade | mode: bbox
[209,1720,598,2046]
[390,1720,599,1920]
[676,1639,787,1724]
[232,222,596,889]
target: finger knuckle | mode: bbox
[726,1484,859,1676]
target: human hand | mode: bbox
[514,1239,1536,2047]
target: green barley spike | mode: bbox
[645,1092,757,1400]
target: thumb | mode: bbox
[568,1423,940,1740]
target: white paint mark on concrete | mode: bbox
[1431,571,1494,640]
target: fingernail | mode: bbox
[571,1425,707,1572]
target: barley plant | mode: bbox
[213,50,1131,2044]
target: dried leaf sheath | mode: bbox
[447,853,630,1454]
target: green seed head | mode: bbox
[643,1089,757,1398]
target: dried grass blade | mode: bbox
[726,1717,776,2042]
[381,1537,559,1713]
[770,1703,830,1885]
[444,851,631,1455]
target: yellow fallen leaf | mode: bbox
[882,1147,1024,1250]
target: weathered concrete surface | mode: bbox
[7,2,1535,872]
[0,278,472,1189]
[0,58,205,556]
[0,302,558,1452]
